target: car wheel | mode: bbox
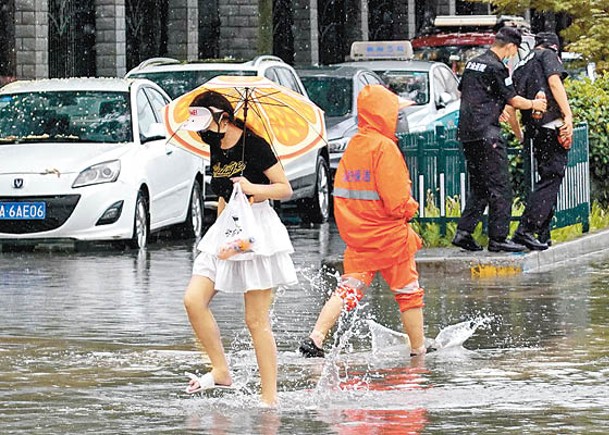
[173,181,204,239]
[299,155,331,224]
[127,192,149,250]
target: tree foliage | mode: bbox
[472,0,609,71]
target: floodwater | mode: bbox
[1,222,609,434]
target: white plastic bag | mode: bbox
[214,183,262,261]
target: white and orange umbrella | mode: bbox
[161,75,327,162]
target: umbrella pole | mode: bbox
[240,88,250,175]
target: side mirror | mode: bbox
[141,122,166,143]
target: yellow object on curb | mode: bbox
[471,264,522,277]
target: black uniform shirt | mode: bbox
[457,49,517,142]
[210,130,278,202]
[513,48,568,126]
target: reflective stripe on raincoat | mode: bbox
[333,84,422,271]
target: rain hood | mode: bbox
[356,84,400,141]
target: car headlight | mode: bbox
[329,138,349,153]
[72,160,121,188]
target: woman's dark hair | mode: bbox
[190,90,235,122]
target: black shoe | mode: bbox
[488,238,526,252]
[538,229,552,246]
[299,338,325,358]
[452,230,483,251]
[513,231,549,251]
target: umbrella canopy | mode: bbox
[161,75,327,162]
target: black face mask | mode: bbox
[199,130,225,146]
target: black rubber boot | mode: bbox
[299,337,325,358]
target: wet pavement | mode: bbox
[1,221,609,434]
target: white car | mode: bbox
[125,55,331,223]
[0,78,205,250]
[339,41,461,133]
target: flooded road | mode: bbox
[1,222,609,434]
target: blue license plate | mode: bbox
[0,201,46,220]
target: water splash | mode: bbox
[367,314,494,354]
[314,302,372,395]
[429,316,492,349]
[368,319,411,354]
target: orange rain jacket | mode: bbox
[333,84,422,271]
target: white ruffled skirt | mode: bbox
[192,200,298,293]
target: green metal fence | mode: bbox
[398,123,590,235]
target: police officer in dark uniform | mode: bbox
[509,32,574,250]
[452,27,547,252]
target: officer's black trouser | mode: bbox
[458,135,512,241]
[518,126,569,235]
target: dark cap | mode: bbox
[495,27,523,47]
[535,32,560,52]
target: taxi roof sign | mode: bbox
[350,41,414,61]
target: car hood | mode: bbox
[0,143,129,174]
[326,115,356,140]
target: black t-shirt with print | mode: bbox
[210,130,278,202]
[457,49,518,142]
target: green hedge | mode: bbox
[565,74,609,205]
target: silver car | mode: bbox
[297,65,386,172]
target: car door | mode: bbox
[432,65,460,129]
[134,85,187,227]
[148,86,200,222]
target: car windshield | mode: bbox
[300,76,353,117]
[379,71,430,105]
[0,91,132,144]
[414,46,488,76]
[129,70,257,99]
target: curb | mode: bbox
[322,228,609,277]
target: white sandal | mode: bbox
[184,372,233,394]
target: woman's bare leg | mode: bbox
[244,289,276,406]
[183,275,232,386]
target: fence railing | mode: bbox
[398,123,590,235]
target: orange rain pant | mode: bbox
[335,254,424,312]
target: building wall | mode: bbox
[4,0,533,80]
[167,0,198,61]
[437,0,456,15]
[219,0,258,59]
[293,0,319,65]
[14,0,48,79]
[95,0,126,77]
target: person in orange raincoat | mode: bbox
[299,84,428,358]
